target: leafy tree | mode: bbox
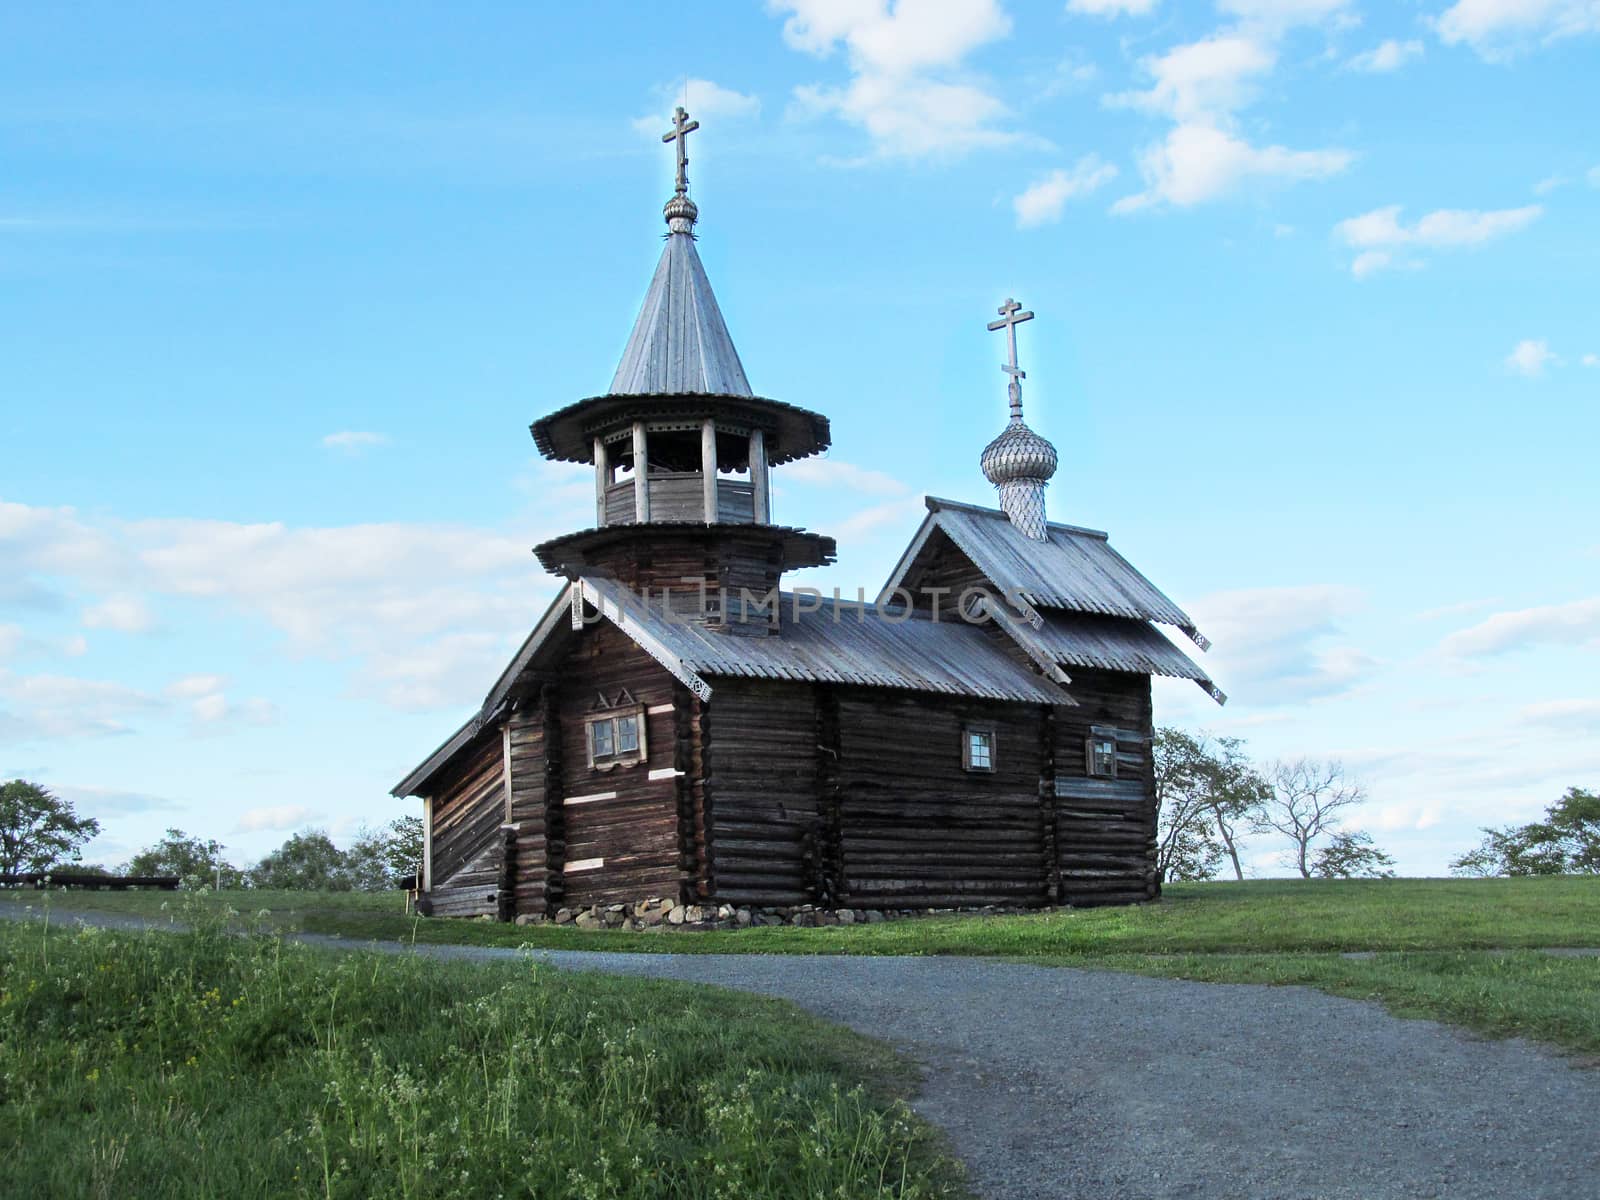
[1154,729,1267,883]
[341,817,425,891]
[0,780,101,879]
[1253,759,1367,879]
[1154,729,1223,883]
[1450,787,1600,877]
[249,830,353,891]
[384,815,425,887]
[127,828,242,888]
[1311,830,1396,879]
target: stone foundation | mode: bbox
[504,896,1038,931]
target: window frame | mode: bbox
[1085,734,1118,779]
[962,724,997,773]
[586,705,648,770]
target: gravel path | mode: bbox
[7,906,1599,1200]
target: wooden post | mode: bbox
[1041,706,1061,905]
[541,684,565,914]
[750,428,769,524]
[421,796,433,892]
[497,824,517,922]
[632,421,650,523]
[815,685,844,905]
[695,695,715,901]
[594,436,609,527]
[700,419,718,523]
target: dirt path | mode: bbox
[8,906,1599,1199]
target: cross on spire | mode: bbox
[987,297,1035,420]
[663,106,700,198]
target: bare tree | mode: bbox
[1253,759,1366,879]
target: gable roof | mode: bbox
[881,496,1210,648]
[574,577,1074,705]
[610,229,752,396]
[980,600,1226,705]
[393,575,1078,797]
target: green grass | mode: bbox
[12,878,1599,957]
[7,877,1599,1059]
[1053,950,1600,1058]
[0,898,963,1199]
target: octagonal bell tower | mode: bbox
[530,108,836,628]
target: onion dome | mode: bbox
[981,298,1058,541]
[981,418,1058,487]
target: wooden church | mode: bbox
[392,110,1225,918]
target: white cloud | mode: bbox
[1108,35,1277,122]
[54,783,184,817]
[1505,338,1559,377]
[187,691,279,728]
[1350,250,1394,279]
[1347,39,1425,71]
[0,496,567,715]
[192,692,230,723]
[1218,0,1355,28]
[1434,0,1600,59]
[1533,173,1566,194]
[1066,0,1158,16]
[1518,698,1600,729]
[1012,155,1119,227]
[167,674,227,699]
[235,804,318,833]
[1440,596,1600,657]
[1104,26,1350,213]
[632,78,761,135]
[0,671,163,742]
[774,0,1022,160]
[320,431,389,454]
[1333,203,1541,275]
[81,593,155,633]
[1115,123,1350,211]
[780,457,911,495]
[1582,353,1599,367]
[833,495,928,541]
[1178,584,1378,705]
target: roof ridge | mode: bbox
[923,494,1108,539]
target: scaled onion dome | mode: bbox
[980,417,1059,487]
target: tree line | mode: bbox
[0,779,421,890]
[1155,730,1599,881]
[1153,728,1397,882]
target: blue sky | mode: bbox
[2,0,1596,876]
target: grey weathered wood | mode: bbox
[632,422,649,522]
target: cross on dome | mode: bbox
[663,106,700,198]
[987,298,1035,420]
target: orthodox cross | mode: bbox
[987,297,1034,419]
[662,106,700,197]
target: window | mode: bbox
[587,708,647,768]
[964,726,995,772]
[1087,735,1118,779]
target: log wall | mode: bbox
[556,624,684,907]
[424,732,505,917]
[832,689,1049,909]
[701,677,821,907]
[1051,668,1159,905]
[507,689,564,916]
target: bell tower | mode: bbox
[530,108,836,627]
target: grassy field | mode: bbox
[6,877,1598,1057]
[0,898,962,1199]
[9,877,1597,955]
